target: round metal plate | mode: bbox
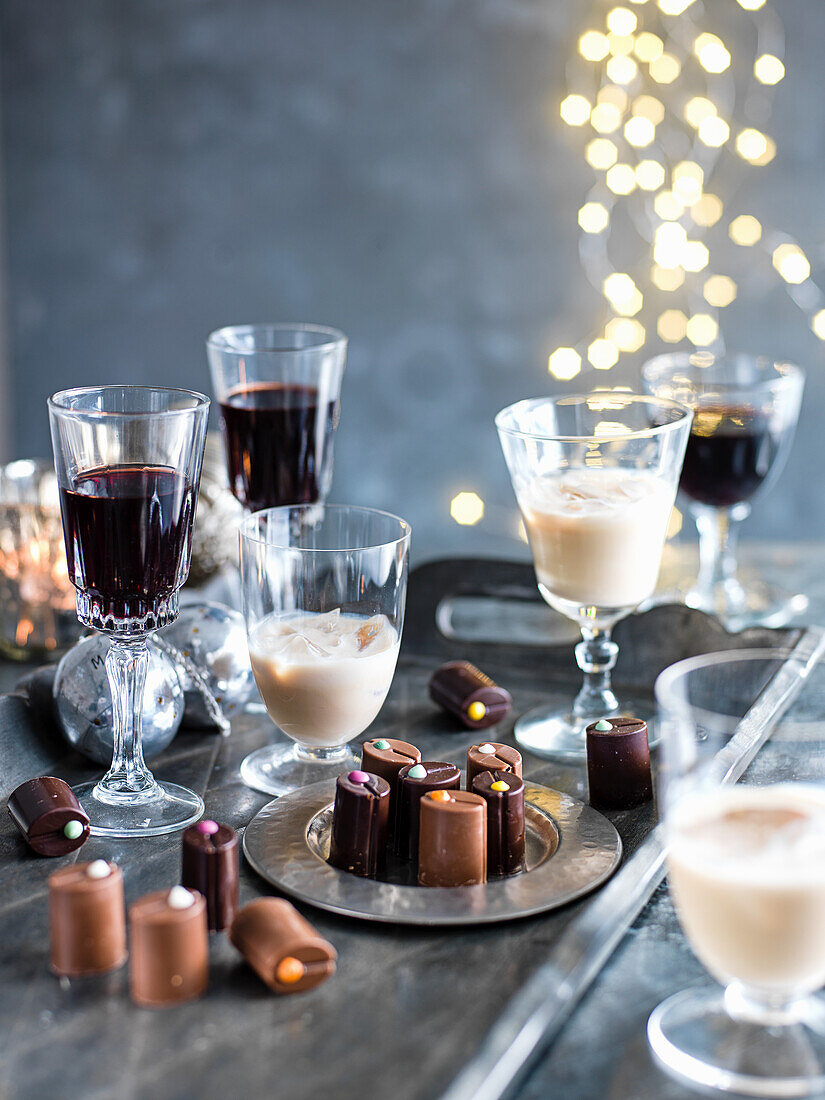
[243,779,622,926]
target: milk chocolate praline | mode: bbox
[394,762,461,861]
[230,898,336,994]
[49,861,126,977]
[129,888,208,1008]
[586,717,652,811]
[181,820,239,932]
[360,738,420,828]
[418,790,487,887]
[8,777,90,856]
[472,770,526,877]
[466,743,522,791]
[329,770,390,877]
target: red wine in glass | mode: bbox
[678,406,786,508]
[219,383,338,511]
[59,465,195,623]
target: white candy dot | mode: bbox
[167,886,195,910]
[479,743,497,754]
[86,860,111,880]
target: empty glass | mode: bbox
[642,351,805,630]
[651,649,825,1097]
[49,386,209,837]
[206,323,346,512]
[497,393,692,761]
[239,504,410,796]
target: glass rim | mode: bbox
[48,385,210,418]
[654,646,797,714]
[239,503,412,553]
[641,351,805,394]
[206,322,348,355]
[495,392,692,444]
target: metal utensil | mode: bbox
[442,625,825,1100]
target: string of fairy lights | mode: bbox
[449,0,825,530]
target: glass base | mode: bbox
[514,699,653,762]
[74,778,204,838]
[648,987,825,1097]
[240,742,360,797]
[685,578,808,633]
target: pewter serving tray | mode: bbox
[243,778,622,926]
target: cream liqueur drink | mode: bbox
[668,785,825,994]
[248,609,400,747]
[518,467,675,611]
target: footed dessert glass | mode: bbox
[497,393,691,761]
[206,323,346,512]
[49,386,209,837]
[650,649,825,1097]
[642,351,805,630]
[239,504,410,796]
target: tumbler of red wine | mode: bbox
[48,385,209,837]
[642,352,805,630]
[206,324,347,512]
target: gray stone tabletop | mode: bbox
[0,551,819,1100]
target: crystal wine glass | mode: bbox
[49,386,209,837]
[650,648,825,1097]
[239,503,410,796]
[642,351,805,630]
[496,393,692,761]
[206,323,347,512]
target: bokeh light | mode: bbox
[672,161,704,204]
[606,55,638,84]
[607,7,638,34]
[635,160,666,190]
[698,116,730,147]
[605,317,647,352]
[686,313,719,346]
[632,95,666,124]
[590,103,623,133]
[579,30,610,62]
[606,163,637,194]
[772,244,811,284]
[684,97,717,128]
[649,53,681,83]
[658,0,695,13]
[578,202,611,232]
[652,265,685,291]
[585,138,619,169]
[634,32,664,63]
[653,191,684,220]
[703,275,738,307]
[560,94,592,126]
[450,493,485,526]
[624,116,656,146]
[735,128,775,164]
[682,240,710,272]
[548,348,583,380]
[729,214,762,245]
[587,338,621,370]
[812,310,825,341]
[694,33,731,74]
[754,54,785,85]
[657,309,688,342]
[691,194,723,227]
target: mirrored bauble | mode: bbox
[156,602,255,732]
[54,634,184,764]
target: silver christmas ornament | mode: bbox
[53,634,184,765]
[187,433,242,585]
[155,602,255,733]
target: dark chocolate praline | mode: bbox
[8,776,90,857]
[394,762,461,862]
[181,821,239,932]
[472,769,526,876]
[585,717,652,811]
[329,771,390,877]
[428,661,512,730]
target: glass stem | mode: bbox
[693,504,746,610]
[573,625,619,720]
[97,636,156,799]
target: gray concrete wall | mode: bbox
[1,0,823,560]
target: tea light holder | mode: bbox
[0,459,81,659]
